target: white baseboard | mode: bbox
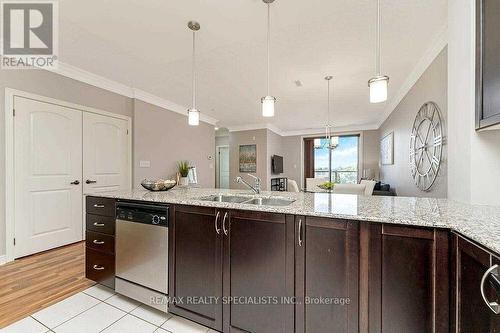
[0,255,7,265]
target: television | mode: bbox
[272,155,283,174]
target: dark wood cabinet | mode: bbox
[85,196,116,289]
[476,0,500,130]
[168,205,223,331]
[295,216,359,333]
[453,234,500,332]
[223,210,295,333]
[169,206,294,333]
[365,224,450,333]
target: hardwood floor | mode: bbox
[0,242,94,328]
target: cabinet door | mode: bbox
[367,224,449,333]
[295,217,359,333]
[454,235,500,332]
[223,211,294,333]
[168,205,223,331]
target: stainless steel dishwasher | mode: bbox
[115,201,168,312]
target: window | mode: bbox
[306,135,359,184]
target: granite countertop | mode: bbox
[91,188,500,256]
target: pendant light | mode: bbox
[368,0,389,103]
[315,76,339,150]
[187,21,201,126]
[261,0,276,117]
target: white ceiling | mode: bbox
[58,0,447,132]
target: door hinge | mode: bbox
[13,109,15,117]
[126,129,129,135]
[13,238,16,246]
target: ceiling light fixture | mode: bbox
[368,0,389,103]
[315,76,339,150]
[261,0,276,117]
[187,21,201,126]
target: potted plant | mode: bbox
[177,161,190,186]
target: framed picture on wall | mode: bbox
[381,132,394,165]
[239,144,257,173]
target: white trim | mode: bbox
[4,88,133,263]
[46,62,218,126]
[281,124,379,137]
[227,123,379,137]
[377,24,448,128]
[0,255,6,266]
[5,89,15,263]
[134,89,218,125]
[48,62,135,98]
[227,123,284,136]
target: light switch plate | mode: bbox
[139,160,151,168]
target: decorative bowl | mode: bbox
[317,182,336,191]
[141,179,176,191]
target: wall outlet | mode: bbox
[139,160,151,168]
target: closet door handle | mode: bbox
[70,180,80,185]
[86,180,97,184]
[93,265,105,271]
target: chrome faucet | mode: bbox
[235,174,261,194]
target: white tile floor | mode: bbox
[1,285,212,333]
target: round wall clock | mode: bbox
[409,102,443,192]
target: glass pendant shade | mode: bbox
[261,96,276,117]
[188,108,200,126]
[369,76,389,103]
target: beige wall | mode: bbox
[281,136,302,184]
[133,100,215,187]
[362,130,381,179]
[229,129,268,190]
[0,70,134,257]
[267,130,284,189]
[380,48,448,198]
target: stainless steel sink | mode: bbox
[199,195,251,203]
[242,197,295,206]
[199,194,295,207]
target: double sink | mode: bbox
[199,194,295,207]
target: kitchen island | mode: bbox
[85,188,500,333]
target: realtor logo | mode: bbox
[1,0,58,69]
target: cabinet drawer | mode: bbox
[86,196,115,217]
[86,214,115,235]
[86,248,115,289]
[86,231,115,255]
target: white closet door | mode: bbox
[83,112,130,194]
[14,97,83,258]
[219,146,230,189]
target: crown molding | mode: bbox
[228,123,283,136]
[46,62,218,125]
[228,122,379,137]
[133,89,218,125]
[48,62,135,97]
[377,24,448,128]
[280,123,379,137]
